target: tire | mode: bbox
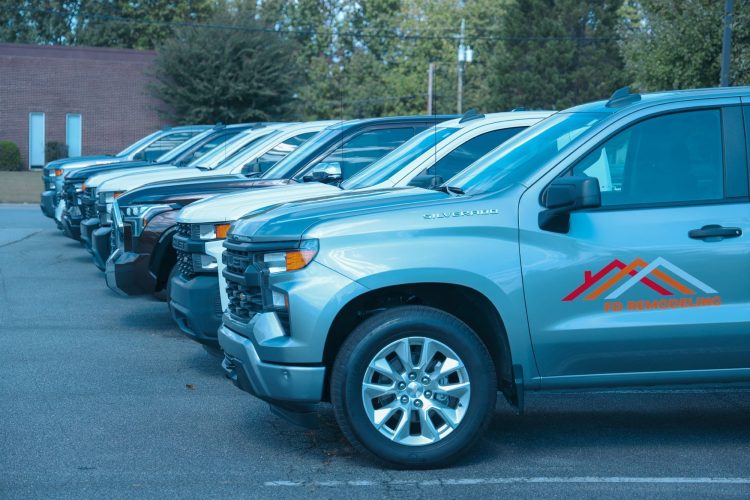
[331,305,497,469]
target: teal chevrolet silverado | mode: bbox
[218,87,750,467]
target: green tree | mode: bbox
[484,0,629,110]
[75,0,215,50]
[0,0,78,44]
[150,7,301,123]
[620,0,750,90]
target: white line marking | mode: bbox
[265,477,750,487]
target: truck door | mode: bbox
[518,103,750,386]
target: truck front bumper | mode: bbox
[105,248,154,296]
[218,324,326,405]
[91,226,112,271]
[170,273,223,347]
[61,210,82,241]
[40,190,56,218]
[80,218,100,253]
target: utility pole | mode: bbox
[720,0,734,87]
[427,62,434,114]
[457,19,464,114]
[456,14,472,114]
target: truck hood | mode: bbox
[66,160,174,182]
[95,166,212,193]
[178,182,342,224]
[118,177,286,207]
[87,165,193,189]
[230,187,452,242]
[47,155,116,170]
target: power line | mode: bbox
[31,7,619,44]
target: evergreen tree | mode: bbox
[484,0,628,110]
[620,0,750,90]
[150,7,301,123]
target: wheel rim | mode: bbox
[361,336,471,446]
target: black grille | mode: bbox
[81,190,97,219]
[175,223,196,279]
[223,246,263,322]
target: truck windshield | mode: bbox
[154,129,215,164]
[341,126,459,190]
[116,130,162,157]
[448,112,608,194]
[187,129,276,169]
[261,127,341,179]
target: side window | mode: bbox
[571,109,724,206]
[320,127,415,179]
[409,127,526,186]
[249,132,318,173]
[141,131,196,161]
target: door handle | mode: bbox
[688,224,742,240]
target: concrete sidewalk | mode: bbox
[0,171,41,203]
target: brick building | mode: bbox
[0,43,169,169]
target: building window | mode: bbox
[28,112,45,168]
[66,114,82,158]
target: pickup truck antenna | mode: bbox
[606,86,641,108]
[458,108,484,124]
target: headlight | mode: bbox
[120,204,172,237]
[262,240,319,274]
[49,168,63,177]
[198,223,231,240]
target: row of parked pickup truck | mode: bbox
[40,86,750,468]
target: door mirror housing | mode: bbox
[539,175,601,233]
[303,162,342,184]
[241,158,261,176]
[409,174,445,189]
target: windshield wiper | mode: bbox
[194,165,210,171]
[433,185,465,195]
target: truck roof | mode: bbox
[566,86,750,115]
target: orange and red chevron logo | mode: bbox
[563,257,720,312]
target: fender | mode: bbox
[340,267,541,388]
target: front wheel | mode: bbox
[331,305,497,468]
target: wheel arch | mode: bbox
[148,224,178,292]
[323,282,517,403]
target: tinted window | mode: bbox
[249,132,319,174]
[314,127,416,179]
[451,113,607,194]
[571,109,723,206]
[140,132,196,161]
[342,126,459,190]
[186,130,243,163]
[409,127,526,187]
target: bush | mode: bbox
[45,141,68,163]
[0,141,22,171]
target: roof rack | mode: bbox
[458,108,484,124]
[606,86,641,108]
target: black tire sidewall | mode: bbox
[333,306,496,468]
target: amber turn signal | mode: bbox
[215,223,231,239]
[285,250,317,271]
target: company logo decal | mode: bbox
[423,208,498,220]
[563,257,720,312]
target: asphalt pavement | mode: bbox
[2,204,750,499]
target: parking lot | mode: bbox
[2,204,750,498]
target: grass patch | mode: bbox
[0,171,42,203]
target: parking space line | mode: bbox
[264,477,750,487]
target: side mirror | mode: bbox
[539,175,601,233]
[303,162,342,184]
[409,174,445,189]
[132,151,146,161]
[241,158,261,176]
